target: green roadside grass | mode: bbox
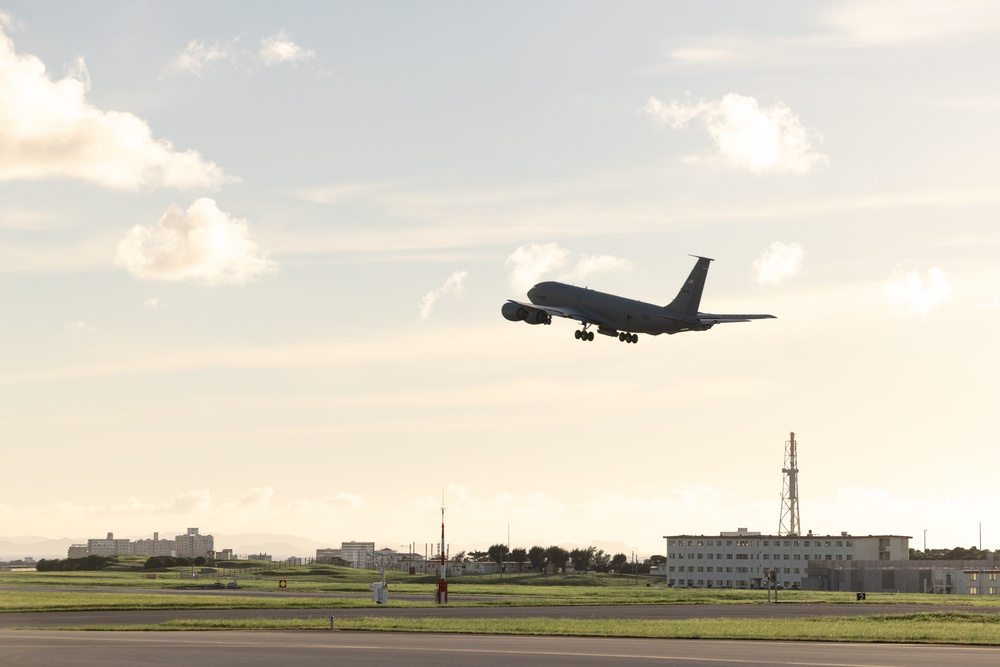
[51,612,1000,645]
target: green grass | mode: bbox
[54,612,1000,645]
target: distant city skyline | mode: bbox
[2,2,999,556]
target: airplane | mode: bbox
[501,255,775,343]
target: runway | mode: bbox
[3,629,1000,667]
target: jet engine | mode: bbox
[501,302,551,325]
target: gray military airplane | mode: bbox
[501,255,775,343]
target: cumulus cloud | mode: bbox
[165,30,315,76]
[754,242,804,285]
[0,28,232,190]
[259,30,316,66]
[885,265,953,317]
[505,243,634,293]
[116,198,275,285]
[644,94,828,174]
[419,270,468,320]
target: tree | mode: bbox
[468,550,489,562]
[610,552,628,573]
[593,549,611,573]
[527,546,546,571]
[487,543,510,564]
[544,546,570,572]
[510,548,528,566]
[570,546,596,572]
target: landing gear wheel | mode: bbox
[587,331,595,341]
[618,332,627,342]
[574,330,582,340]
[629,333,638,344]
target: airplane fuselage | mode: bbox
[527,281,703,336]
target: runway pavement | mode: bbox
[3,629,1000,666]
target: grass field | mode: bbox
[5,563,1000,644]
[51,613,1000,645]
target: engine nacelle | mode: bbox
[501,302,551,325]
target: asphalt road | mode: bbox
[3,630,1000,667]
[2,601,998,629]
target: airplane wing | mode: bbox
[507,300,604,326]
[697,313,777,326]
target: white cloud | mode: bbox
[419,270,468,320]
[165,38,240,77]
[116,198,275,285]
[754,242,804,285]
[165,30,315,76]
[645,94,828,174]
[505,243,634,293]
[258,30,315,66]
[64,319,96,332]
[823,0,1000,47]
[885,265,953,317]
[0,28,232,190]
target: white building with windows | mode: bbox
[664,527,910,590]
[174,527,214,559]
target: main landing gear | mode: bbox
[618,332,638,344]
[574,328,595,341]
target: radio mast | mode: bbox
[778,432,801,536]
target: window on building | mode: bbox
[847,555,853,561]
[783,554,790,560]
[836,541,843,547]
[836,555,843,560]
[726,541,733,547]
[793,541,800,547]
[697,554,703,559]
[825,555,832,560]
[803,540,810,547]
[969,587,979,595]
[763,554,770,560]
[793,554,801,560]
[697,540,704,547]
[846,541,853,547]
[783,567,790,574]
[970,572,979,581]
[783,541,790,547]
[726,567,732,573]
[794,568,800,574]
[697,567,704,572]
[736,554,748,560]
[726,554,733,559]
[989,573,998,581]
[697,580,704,586]
[736,540,750,547]
[825,541,831,547]
[763,540,770,546]
[708,553,714,559]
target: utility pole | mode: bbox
[435,494,448,604]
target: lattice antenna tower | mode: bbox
[778,432,801,536]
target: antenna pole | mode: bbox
[778,432,801,536]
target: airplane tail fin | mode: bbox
[665,255,713,315]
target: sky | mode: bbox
[2,1,999,557]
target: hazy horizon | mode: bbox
[2,1,999,557]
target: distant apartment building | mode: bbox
[665,528,910,590]
[340,542,376,569]
[87,533,133,557]
[67,544,89,558]
[132,532,176,557]
[315,548,342,564]
[174,528,214,559]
